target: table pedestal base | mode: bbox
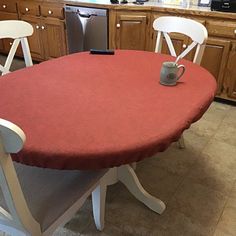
[105,164,166,214]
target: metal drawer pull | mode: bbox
[234,29,236,34]
[41,26,45,30]
[36,25,40,29]
[2,4,6,8]
[25,7,29,12]
[48,10,52,14]
[9,42,13,45]
[183,44,187,48]
[116,23,120,28]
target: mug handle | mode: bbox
[176,65,185,80]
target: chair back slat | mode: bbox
[163,32,177,57]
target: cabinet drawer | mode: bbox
[19,1,40,16]
[0,1,17,13]
[207,20,236,38]
[41,5,64,19]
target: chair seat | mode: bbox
[0,162,107,232]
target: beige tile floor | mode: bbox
[0,55,236,236]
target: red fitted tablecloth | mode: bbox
[0,50,216,170]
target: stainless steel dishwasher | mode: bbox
[65,6,108,54]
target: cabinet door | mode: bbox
[200,38,230,96]
[225,43,236,99]
[20,16,44,60]
[41,18,67,60]
[115,12,148,50]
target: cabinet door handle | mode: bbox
[2,4,7,8]
[183,44,187,48]
[116,23,120,28]
[25,7,29,12]
[9,42,13,46]
[234,29,236,34]
[41,26,45,30]
[36,25,40,29]
[48,10,53,14]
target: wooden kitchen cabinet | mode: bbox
[110,10,150,50]
[205,19,236,100]
[20,15,44,60]
[41,18,67,60]
[18,1,67,61]
[201,38,230,96]
[225,42,236,99]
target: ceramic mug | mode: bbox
[160,62,185,86]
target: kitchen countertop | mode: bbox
[64,0,210,10]
[45,0,236,19]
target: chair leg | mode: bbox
[178,135,186,149]
[92,180,107,231]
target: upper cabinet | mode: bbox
[109,10,150,51]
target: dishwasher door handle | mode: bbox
[77,12,97,18]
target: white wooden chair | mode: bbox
[0,118,107,236]
[153,16,208,148]
[0,20,33,76]
[153,16,208,65]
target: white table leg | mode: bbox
[92,179,107,231]
[117,165,166,214]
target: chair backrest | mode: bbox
[0,20,34,76]
[153,16,208,64]
[0,119,107,235]
[0,118,41,235]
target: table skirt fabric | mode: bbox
[0,50,217,170]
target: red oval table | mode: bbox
[0,50,217,214]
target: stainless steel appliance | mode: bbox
[211,0,236,12]
[65,6,108,54]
